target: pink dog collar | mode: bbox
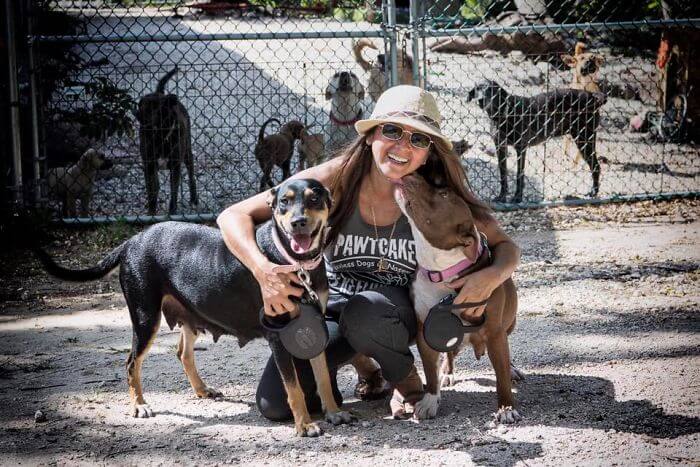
[419,233,488,283]
[329,109,362,126]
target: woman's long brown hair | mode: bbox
[327,132,493,244]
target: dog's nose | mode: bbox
[290,216,307,229]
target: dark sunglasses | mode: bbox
[379,123,433,150]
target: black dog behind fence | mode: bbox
[5,0,699,222]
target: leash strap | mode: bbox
[296,268,320,304]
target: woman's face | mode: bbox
[367,123,432,183]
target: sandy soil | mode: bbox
[1,200,699,466]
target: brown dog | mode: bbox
[352,38,415,103]
[47,148,113,217]
[394,172,522,423]
[562,42,604,166]
[135,66,198,215]
[298,132,324,169]
[255,118,306,191]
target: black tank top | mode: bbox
[324,202,417,297]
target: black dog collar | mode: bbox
[259,302,329,360]
[423,294,487,352]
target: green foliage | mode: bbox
[33,3,135,144]
[59,78,135,141]
[460,0,490,21]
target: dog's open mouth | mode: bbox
[290,233,313,254]
[288,224,323,255]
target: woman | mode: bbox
[216,85,520,420]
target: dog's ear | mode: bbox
[457,224,478,260]
[561,54,576,67]
[266,186,278,209]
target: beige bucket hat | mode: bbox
[355,85,452,150]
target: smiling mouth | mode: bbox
[387,153,409,164]
[288,224,321,254]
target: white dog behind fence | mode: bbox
[325,71,365,158]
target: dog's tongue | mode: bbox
[291,234,312,254]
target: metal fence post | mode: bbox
[4,0,23,205]
[385,0,398,87]
[26,0,43,207]
[409,0,421,86]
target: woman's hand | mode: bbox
[446,269,497,320]
[254,260,305,318]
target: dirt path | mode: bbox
[1,201,699,466]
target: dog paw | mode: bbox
[325,410,355,426]
[195,386,223,399]
[440,372,456,388]
[297,421,323,437]
[389,390,410,420]
[132,404,155,418]
[493,406,521,424]
[413,392,440,420]
[510,364,525,382]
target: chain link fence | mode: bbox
[3,0,699,222]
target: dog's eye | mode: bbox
[279,198,289,207]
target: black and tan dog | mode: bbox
[255,118,306,191]
[135,66,198,215]
[47,148,113,217]
[468,80,606,203]
[35,178,353,437]
[395,172,522,424]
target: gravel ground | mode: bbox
[1,199,698,465]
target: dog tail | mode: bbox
[258,118,281,143]
[156,66,179,94]
[34,242,127,282]
[353,38,377,72]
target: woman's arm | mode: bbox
[447,214,521,314]
[476,214,521,286]
[216,157,344,316]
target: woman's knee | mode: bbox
[256,387,292,422]
[340,287,416,337]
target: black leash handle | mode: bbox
[434,298,489,311]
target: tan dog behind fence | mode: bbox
[352,38,416,103]
[298,132,325,169]
[561,42,604,166]
[47,148,113,217]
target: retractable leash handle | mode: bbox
[423,294,488,353]
[259,303,329,360]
